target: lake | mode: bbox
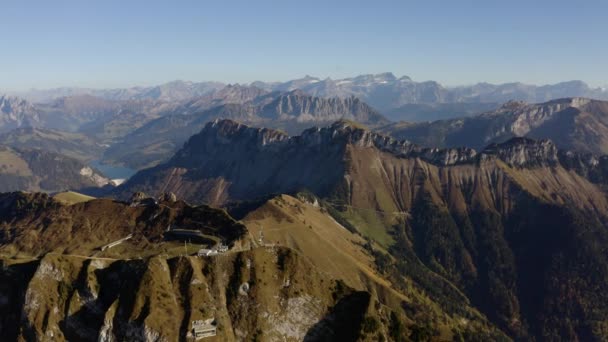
[90,160,137,181]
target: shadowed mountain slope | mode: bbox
[0,127,104,162]
[0,146,110,193]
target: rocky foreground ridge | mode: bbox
[0,192,504,341]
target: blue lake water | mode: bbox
[90,160,137,180]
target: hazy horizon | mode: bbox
[1,73,606,94]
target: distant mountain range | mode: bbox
[0,94,170,142]
[7,80,225,103]
[257,75,608,121]
[7,73,608,121]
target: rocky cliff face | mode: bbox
[13,74,608,114]
[9,75,608,128]
[480,137,559,167]
[558,150,608,185]
[261,90,389,125]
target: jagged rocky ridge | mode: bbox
[255,73,608,113]
[14,74,608,114]
[118,118,608,205]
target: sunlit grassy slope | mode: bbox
[52,191,96,205]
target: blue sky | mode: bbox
[1,0,607,89]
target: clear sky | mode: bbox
[1,0,607,90]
